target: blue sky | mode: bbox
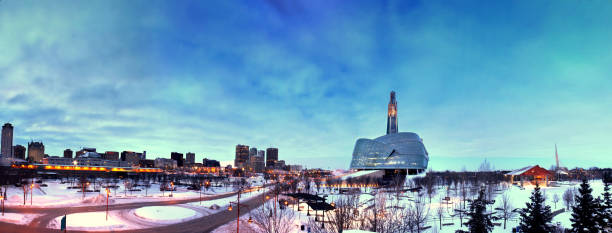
[1,0,611,170]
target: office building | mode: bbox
[13,145,26,160]
[121,151,141,166]
[235,145,249,169]
[63,149,73,158]
[1,123,13,158]
[155,158,177,170]
[171,152,184,167]
[27,141,45,163]
[266,147,278,168]
[103,151,119,160]
[186,152,195,164]
[139,159,155,168]
[203,158,221,167]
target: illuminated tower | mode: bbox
[386,91,398,134]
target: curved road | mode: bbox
[0,190,270,233]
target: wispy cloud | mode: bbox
[1,0,611,170]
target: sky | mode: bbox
[1,0,611,171]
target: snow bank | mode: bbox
[47,211,137,232]
[133,206,200,223]
[0,213,41,225]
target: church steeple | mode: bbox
[386,91,398,134]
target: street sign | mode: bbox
[60,215,66,231]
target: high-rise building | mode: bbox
[27,141,45,163]
[266,147,278,168]
[251,154,265,173]
[171,152,184,167]
[186,152,195,164]
[387,91,398,134]
[63,149,73,158]
[235,145,249,169]
[1,123,14,158]
[13,145,26,160]
[258,150,265,158]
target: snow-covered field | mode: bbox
[213,179,607,233]
[1,179,232,208]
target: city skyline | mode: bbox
[1,0,612,170]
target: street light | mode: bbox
[30,182,34,205]
[228,188,253,232]
[170,182,174,197]
[106,188,110,221]
[72,160,78,188]
[0,195,4,216]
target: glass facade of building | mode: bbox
[350,132,429,170]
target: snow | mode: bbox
[0,213,41,225]
[47,211,138,232]
[133,206,199,222]
[342,170,380,180]
[185,187,268,210]
[2,179,232,208]
[212,179,607,233]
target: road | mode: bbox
[0,190,270,233]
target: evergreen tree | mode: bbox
[519,183,554,233]
[599,181,611,230]
[462,188,495,233]
[570,179,599,233]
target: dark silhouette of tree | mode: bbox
[460,188,495,233]
[519,183,553,233]
[599,178,611,230]
[570,180,599,233]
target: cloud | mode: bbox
[0,0,611,169]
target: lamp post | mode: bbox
[30,182,34,205]
[228,188,253,232]
[1,195,4,216]
[106,187,110,221]
[170,182,174,197]
[73,160,78,188]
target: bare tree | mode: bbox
[552,193,559,209]
[426,178,435,203]
[562,188,574,210]
[308,195,358,233]
[436,205,444,230]
[251,203,296,233]
[495,193,517,229]
[314,179,322,193]
[406,196,429,233]
[392,175,404,200]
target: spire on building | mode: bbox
[386,91,398,134]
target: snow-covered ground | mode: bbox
[213,179,607,233]
[48,211,138,232]
[1,179,233,208]
[0,213,41,225]
[133,206,200,223]
[42,185,267,231]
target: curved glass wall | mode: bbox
[350,132,429,170]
